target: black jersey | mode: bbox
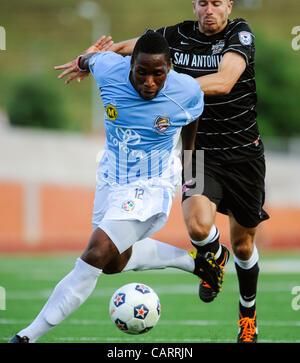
[156,18,264,165]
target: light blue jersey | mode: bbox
[89,51,204,186]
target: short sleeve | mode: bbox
[188,80,204,123]
[223,20,255,65]
[182,75,204,124]
[89,51,123,87]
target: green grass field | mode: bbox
[1,252,300,343]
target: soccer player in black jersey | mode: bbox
[56,0,269,343]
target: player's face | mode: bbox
[130,53,171,100]
[193,0,233,35]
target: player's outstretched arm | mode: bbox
[195,52,246,96]
[54,36,114,85]
[110,37,138,56]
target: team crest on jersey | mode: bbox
[106,104,118,121]
[154,116,171,133]
[211,40,225,55]
[239,31,252,46]
[122,200,135,212]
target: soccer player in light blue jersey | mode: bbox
[9,32,223,343]
[89,44,202,186]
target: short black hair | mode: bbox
[132,30,171,64]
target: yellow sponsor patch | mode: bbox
[106,105,118,121]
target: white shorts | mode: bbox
[92,181,174,253]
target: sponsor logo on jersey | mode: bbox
[116,127,141,145]
[154,116,171,133]
[239,31,252,46]
[106,104,118,121]
[211,40,225,55]
[122,200,135,212]
[109,128,144,159]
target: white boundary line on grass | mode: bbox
[1,318,300,327]
[2,336,298,343]
[4,279,300,300]
[55,337,300,343]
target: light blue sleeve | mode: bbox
[89,51,124,87]
[185,77,204,123]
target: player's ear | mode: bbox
[192,1,197,14]
[227,1,234,15]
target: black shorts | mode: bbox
[182,154,270,228]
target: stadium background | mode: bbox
[0,0,299,253]
[0,0,299,343]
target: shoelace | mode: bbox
[238,314,257,342]
[189,249,225,290]
[200,280,212,288]
[201,257,227,289]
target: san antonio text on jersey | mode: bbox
[156,18,264,164]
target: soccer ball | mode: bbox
[109,282,161,335]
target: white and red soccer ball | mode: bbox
[109,282,161,335]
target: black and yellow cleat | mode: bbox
[190,250,224,294]
[237,311,258,343]
[198,245,230,303]
[8,335,30,343]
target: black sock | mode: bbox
[191,237,220,256]
[235,262,259,317]
[191,227,220,256]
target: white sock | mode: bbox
[190,224,219,247]
[18,258,102,342]
[233,245,259,270]
[122,238,194,273]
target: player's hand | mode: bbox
[88,35,114,53]
[54,36,114,85]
